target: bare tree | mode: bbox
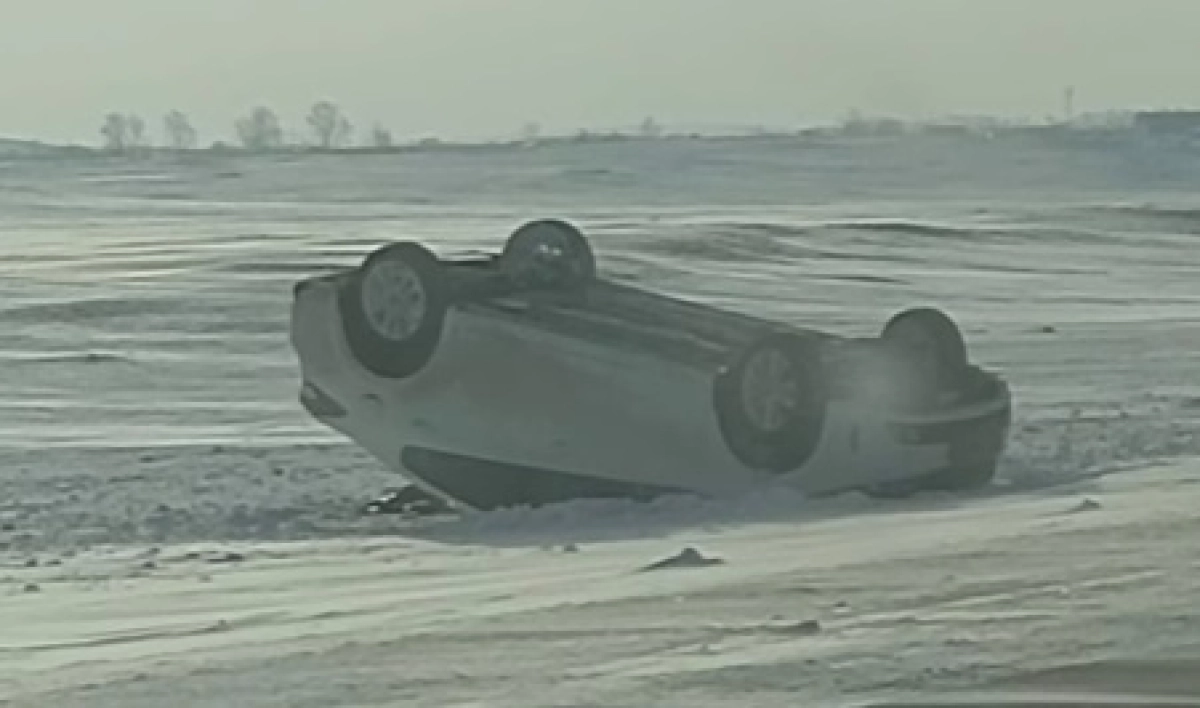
[100,113,149,152]
[370,124,393,148]
[126,115,147,148]
[164,110,197,149]
[100,113,128,151]
[307,101,353,148]
[236,107,284,151]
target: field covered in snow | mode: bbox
[2,134,1200,706]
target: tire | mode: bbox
[879,307,970,410]
[499,219,597,290]
[339,241,447,379]
[713,332,828,473]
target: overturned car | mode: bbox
[289,219,1012,512]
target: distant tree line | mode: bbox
[98,102,668,154]
[99,101,395,153]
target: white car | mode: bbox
[289,219,1013,512]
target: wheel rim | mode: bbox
[360,257,427,341]
[740,348,799,433]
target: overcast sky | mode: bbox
[4,0,1200,145]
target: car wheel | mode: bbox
[880,306,969,409]
[499,219,597,290]
[340,241,447,379]
[714,332,828,473]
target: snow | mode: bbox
[2,135,1200,706]
[5,463,1200,706]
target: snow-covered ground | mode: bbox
[2,135,1200,706]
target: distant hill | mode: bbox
[0,136,79,156]
[0,138,56,156]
